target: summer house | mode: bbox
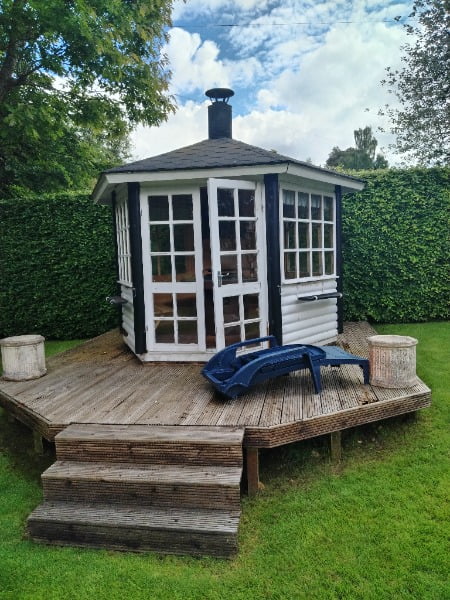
[92,89,364,362]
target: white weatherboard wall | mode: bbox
[281,279,338,345]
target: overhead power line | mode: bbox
[172,17,415,29]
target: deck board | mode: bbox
[0,324,431,447]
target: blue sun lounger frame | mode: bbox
[202,336,369,399]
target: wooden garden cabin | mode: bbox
[92,89,364,362]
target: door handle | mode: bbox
[217,271,230,287]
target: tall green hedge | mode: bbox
[0,192,118,339]
[342,167,449,323]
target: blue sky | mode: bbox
[131,0,415,166]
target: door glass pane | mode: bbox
[152,256,172,282]
[172,194,193,220]
[178,321,198,344]
[175,255,195,282]
[323,196,333,221]
[219,221,236,250]
[218,188,234,216]
[224,325,241,346]
[243,294,259,319]
[325,251,334,275]
[312,223,321,248]
[150,224,170,252]
[220,255,238,284]
[324,224,333,248]
[299,252,310,277]
[311,195,322,220]
[245,322,260,340]
[148,196,169,221]
[174,223,194,251]
[155,321,174,343]
[283,189,295,218]
[284,252,296,279]
[284,222,296,249]
[298,222,309,248]
[242,254,258,282]
[298,192,309,219]
[312,251,322,276]
[153,293,173,317]
[240,221,256,250]
[177,293,197,317]
[238,189,255,217]
[223,296,240,324]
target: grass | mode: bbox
[0,324,449,600]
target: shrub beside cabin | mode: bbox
[92,89,364,362]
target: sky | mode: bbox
[130,0,415,167]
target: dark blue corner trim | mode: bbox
[264,173,283,344]
[335,184,344,334]
[127,182,147,354]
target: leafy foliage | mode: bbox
[380,0,450,165]
[342,167,450,322]
[0,192,118,339]
[326,126,388,170]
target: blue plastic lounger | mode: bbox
[201,336,369,399]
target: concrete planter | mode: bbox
[367,334,418,388]
[0,335,46,381]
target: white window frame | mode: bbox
[115,195,132,287]
[280,185,336,283]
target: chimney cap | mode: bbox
[205,88,234,103]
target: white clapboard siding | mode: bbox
[281,278,338,345]
[120,285,135,353]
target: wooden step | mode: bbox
[55,424,244,466]
[27,502,240,558]
[42,461,242,510]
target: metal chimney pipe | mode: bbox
[206,88,234,139]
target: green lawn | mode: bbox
[0,324,448,600]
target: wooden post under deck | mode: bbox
[246,447,260,497]
[330,430,342,463]
[33,430,44,455]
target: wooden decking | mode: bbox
[0,322,431,450]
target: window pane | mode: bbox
[243,294,259,320]
[174,223,194,251]
[152,256,172,282]
[177,293,197,317]
[283,190,295,218]
[240,221,256,250]
[219,221,236,250]
[175,255,196,282]
[224,325,241,346]
[155,321,174,343]
[323,196,333,221]
[153,293,173,317]
[298,222,309,249]
[299,252,310,277]
[284,252,296,279]
[150,224,170,252]
[220,255,238,285]
[218,188,234,216]
[242,254,258,282]
[148,196,169,221]
[172,194,193,220]
[311,194,321,220]
[298,192,309,219]
[312,251,322,276]
[245,322,260,340]
[178,321,198,344]
[238,189,255,217]
[324,224,333,248]
[312,223,321,248]
[284,222,296,249]
[325,252,334,275]
[223,296,240,324]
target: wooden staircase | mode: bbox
[27,424,244,558]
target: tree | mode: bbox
[380,0,450,165]
[326,126,389,170]
[0,0,175,195]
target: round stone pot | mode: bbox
[0,335,46,381]
[367,334,418,388]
